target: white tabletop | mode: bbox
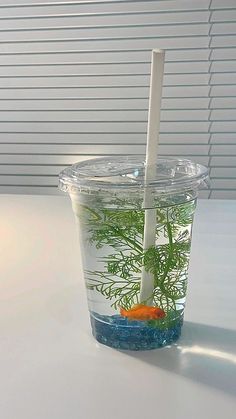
[0,195,235,419]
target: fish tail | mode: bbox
[120,307,127,317]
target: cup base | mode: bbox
[90,312,183,351]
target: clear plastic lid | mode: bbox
[58,156,209,195]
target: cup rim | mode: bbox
[58,155,209,193]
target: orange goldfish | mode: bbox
[120,304,165,321]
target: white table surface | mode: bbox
[0,195,235,419]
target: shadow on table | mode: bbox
[124,322,236,397]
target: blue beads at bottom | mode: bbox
[90,312,183,351]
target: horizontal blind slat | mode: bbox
[211,190,236,199]
[211,61,236,73]
[0,97,210,110]
[211,23,236,35]
[211,97,236,108]
[0,144,209,154]
[211,121,236,132]
[211,145,236,155]
[211,85,236,97]
[210,167,236,177]
[0,175,58,186]
[0,24,209,41]
[0,165,66,175]
[0,74,210,87]
[211,10,236,22]
[0,61,210,75]
[211,0,236,9]
[0,85,210,99]
[0,37,209,53]
[211,35,236,48]
[0,0,191,6]
[211,133,236,144]
[0,132,210,145]
[211,48,236,60]
[211,109,236,120]
[211,179,236,189]
[0,1,211,16]
[0,109,208,121]
[0,121,211,132]
[0,186,60,195]
[0,11,210,30]
[0,49,210,65]
[211,156,236,166]
[211,73,236,85]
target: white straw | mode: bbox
[140,49,165,305]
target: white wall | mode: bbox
[0,0,235,198]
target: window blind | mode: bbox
[0,0,235,198]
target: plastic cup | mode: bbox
[59,156,208,351]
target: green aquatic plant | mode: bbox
[80,200,195,321]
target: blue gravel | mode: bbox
[90,312,183,350]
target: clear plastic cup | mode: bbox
[59,156,208,350]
